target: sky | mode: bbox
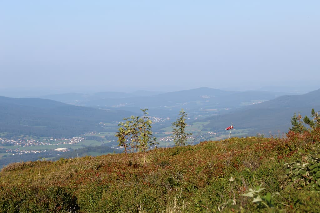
[0,1,319,96]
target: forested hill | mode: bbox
[0,96,133,138]
[203,88,320,135]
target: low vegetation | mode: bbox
[0,111,320,212]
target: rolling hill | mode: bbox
[203,88,320,135]
[41,90,164,105]
[0,96,133,138]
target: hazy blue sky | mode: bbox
[1,1,319,95]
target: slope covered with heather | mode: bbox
[1,128,320,212]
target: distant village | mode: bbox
[0,137,84,155]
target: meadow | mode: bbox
[0,125,320,212]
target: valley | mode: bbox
[0,87,319,169]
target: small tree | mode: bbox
[138,109,157,152]
[290,113,306,133]
[303,109,320,130]
[128,115,140,152]
[115,109,157,153]
[115,119,132,154]
[172,109,192,146]
[290,109,320,133]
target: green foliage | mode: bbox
[304,108,320,129]
[284,155,320,190]
[172,109,192,146]
[290,113,307,133]
[138,109,158,152]
[0,185,79,212]
[242,185,277,210]
[115,109,158,153]
[290,109,320,133]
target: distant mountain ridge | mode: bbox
[0,96,134,138]
[203,88,320,135]
[0,87,300,138]
[41,90,164,105]
[40,87,285,118]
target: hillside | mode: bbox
[0,96,133,138]
[1,127,319,212]
[203,88,320,135]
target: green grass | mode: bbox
[188,121,209,131]
[160,122,208,133]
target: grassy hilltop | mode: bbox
[1,128,320,212]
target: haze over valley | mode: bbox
[1,86,319,168]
